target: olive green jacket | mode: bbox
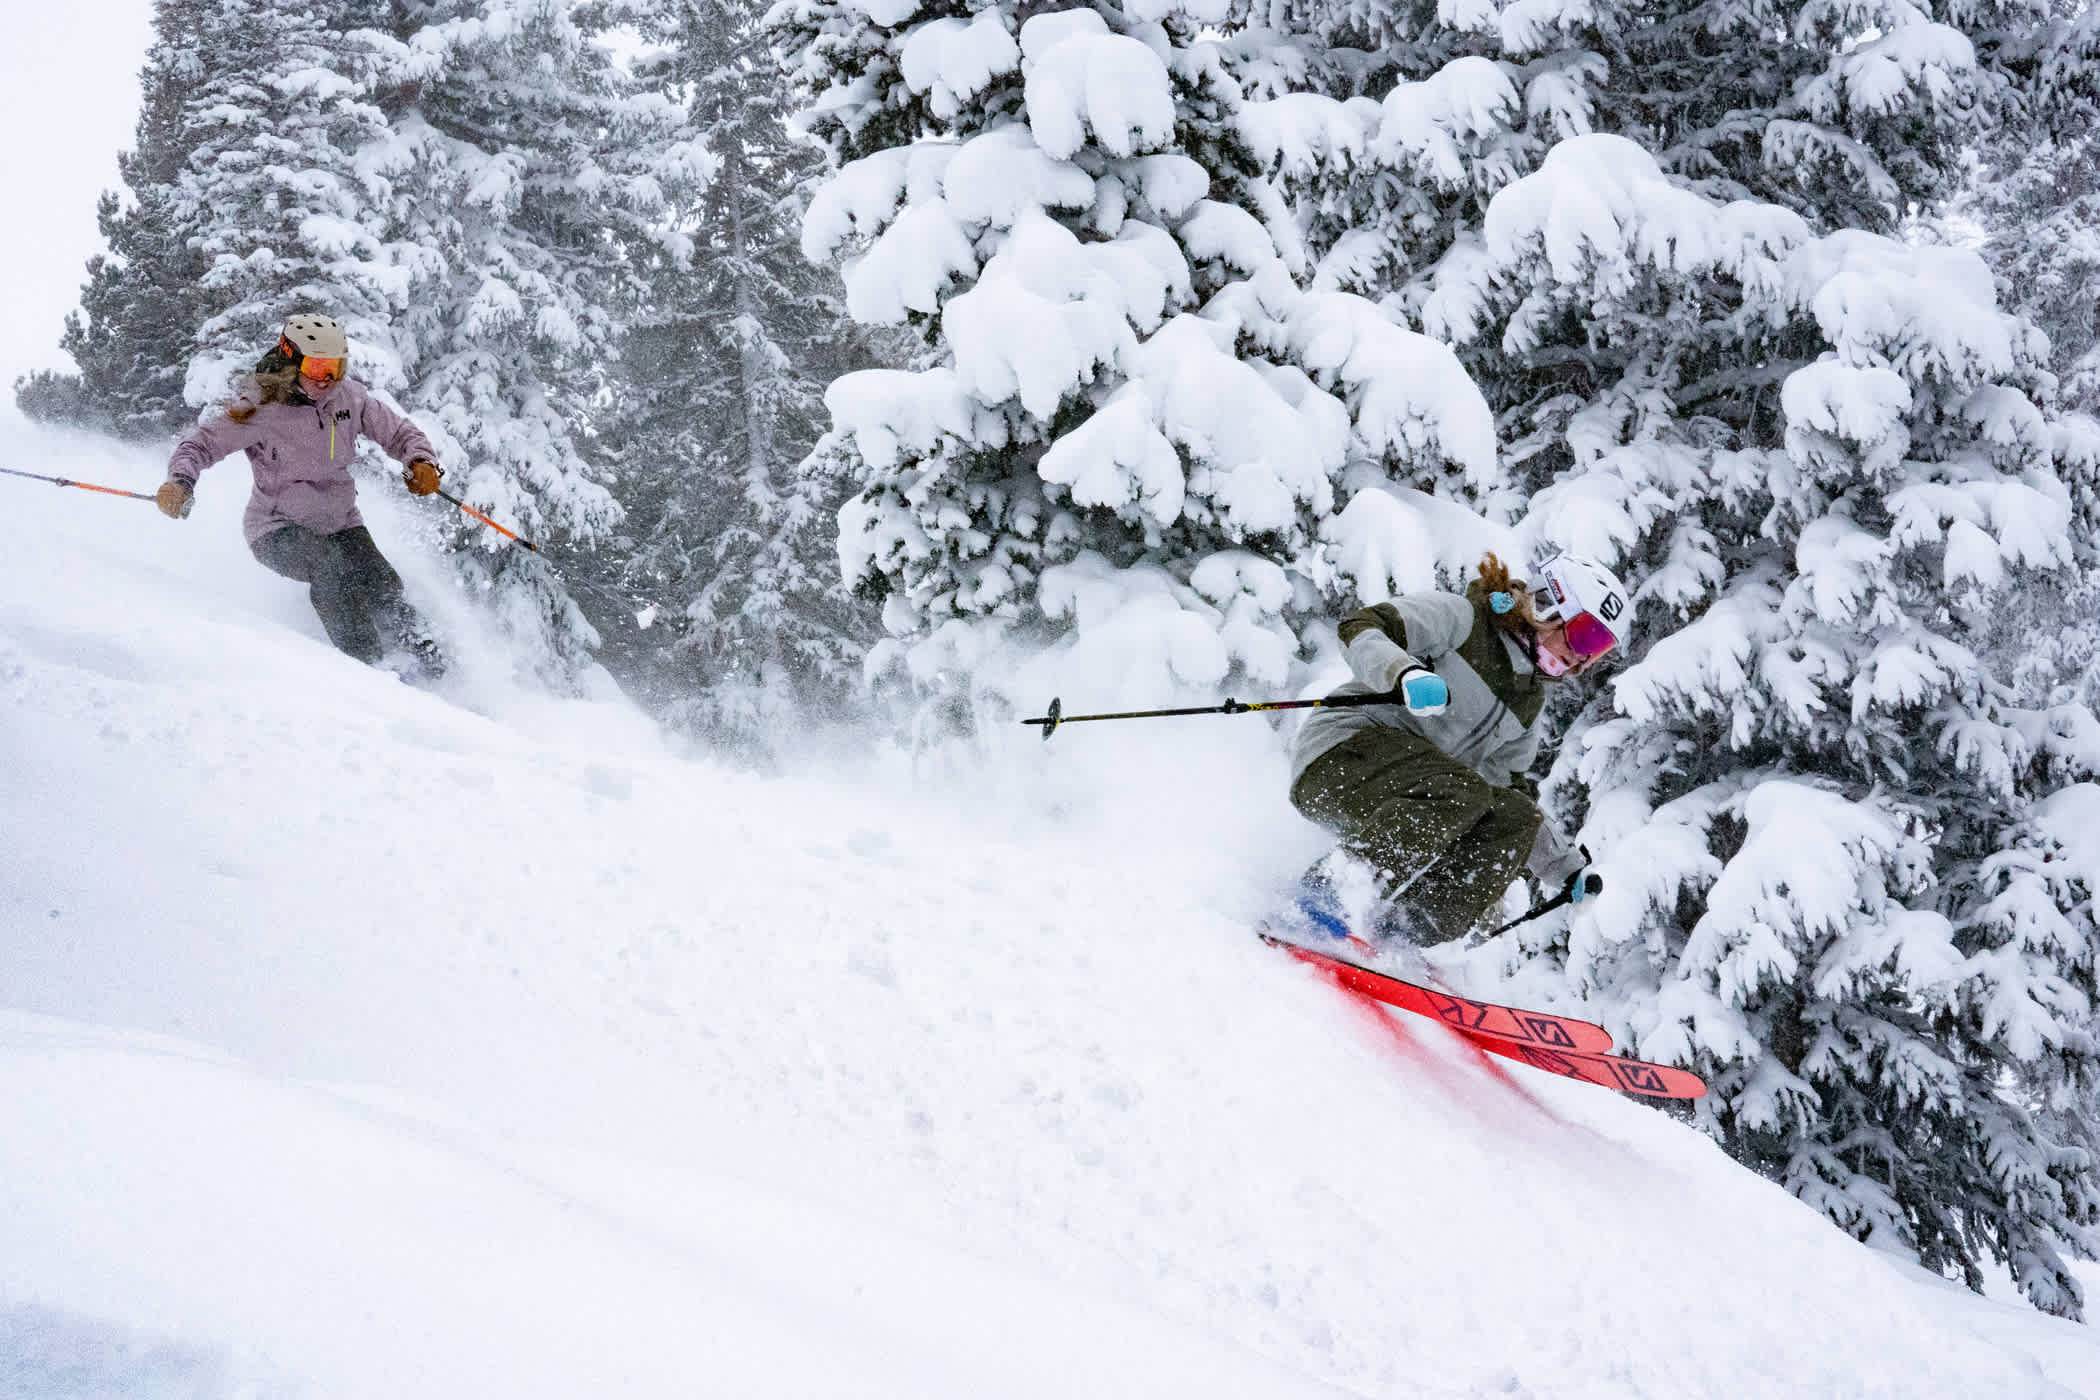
[1290,585,1580,882]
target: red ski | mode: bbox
[1455,1035,1708,1100]
[1263,934,1614,1054]
[1264,935,1708,1100]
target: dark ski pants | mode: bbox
[253,524,417,665]
[1289,727,1542,944]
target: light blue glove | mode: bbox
[1395,665,1449,716]
[1564,870,1602,904]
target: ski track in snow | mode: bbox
[1,420,2096,1398]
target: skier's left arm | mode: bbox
[357,388,435,464]
[1485,728,1589,890]
[1526,821,1587,891]
[1480,723,1540,795]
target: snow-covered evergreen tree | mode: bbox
[1972,131,2100,416]
[1276,0,2018,497]
[168,0,402,407]
[1228,0,2100,1315]
[1426,133,2100,1317]
[775,0,1500,726]
[1964,7,2100,414]
[1607,0,1990,231]
[597,0,877,756]
[354,0,679,680]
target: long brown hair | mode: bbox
[222,346,303,424]
[1474,552,1548,641]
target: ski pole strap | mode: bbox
[0,465,157,502]
[434,487,539,552]
[1021,691,1400,741]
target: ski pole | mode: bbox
[1022,691,1404,741]
[1489,872,1602,937]
[433,487,539,552]
[1,465,157,502]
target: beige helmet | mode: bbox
[279,312,349,360]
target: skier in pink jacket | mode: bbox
[157,313,447,676]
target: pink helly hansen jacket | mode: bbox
[167,378,436,547]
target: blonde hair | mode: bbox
[1475,552,1549,640]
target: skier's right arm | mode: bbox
[164,414,247,492]
[158,416,245,520]
[1336,595,1473,694]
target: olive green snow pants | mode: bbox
[1289,728,1543,944]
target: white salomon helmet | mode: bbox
[1534,554,1632,657]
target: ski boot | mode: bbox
[1292,869,1355,943]
[380,631,448,685]
[1259,852,1381,958]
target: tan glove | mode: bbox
[155,480,193,519]
[404,459,443,496]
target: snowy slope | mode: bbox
[3,419,2098,1398]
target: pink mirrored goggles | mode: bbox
[1534,598,1617,658]
[1559,610,1618,658]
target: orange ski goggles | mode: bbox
[279,337,346,385]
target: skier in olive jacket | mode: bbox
[1289,551,1632,944]
[156,313,447,675]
